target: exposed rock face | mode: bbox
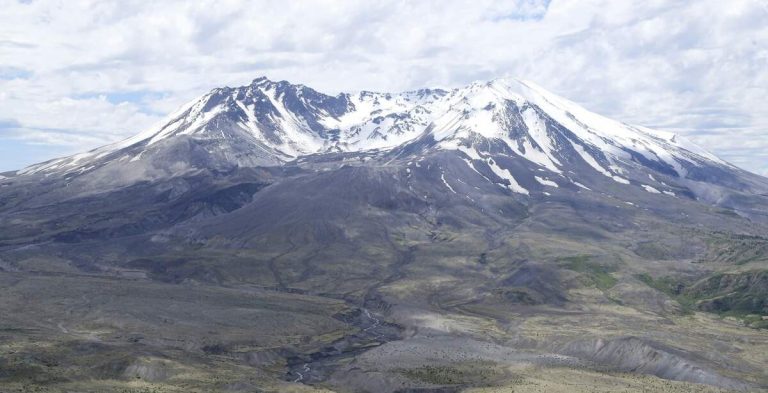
[561,337,750,389]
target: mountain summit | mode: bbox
[17,77,731,172]
[12,76,768,216]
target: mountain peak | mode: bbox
[251,75,271,85]
[249,75,286,89]
[16,76,760,202]
[247,75,314,94]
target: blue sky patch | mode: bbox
[0,67,32,80]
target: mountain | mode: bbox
[12,77,768,218]
[1,77,767,392]
[14,78,766,185]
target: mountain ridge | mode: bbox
[14,76,731,174]
[7,76,768,223]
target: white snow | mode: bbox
[535,176,559,188]
[573,181,591,190]
[440,172,457,193]
[486,157,529,195]
[571,143,612,178]
[612,175,631,185]
[460,157,493,183]
[262,89,325,156]
[642,184,661,194]
[457,145,483,161]
[519,108,562,173]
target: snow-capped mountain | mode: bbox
[3,77,768,393]
[11,76,768,208]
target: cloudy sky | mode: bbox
[1,0,767,174]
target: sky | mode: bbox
[1,0,767,175]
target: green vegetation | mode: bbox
[737,314,768,329]
[400,365,464,385]
[635,273,682,296]
[636,271,768,327]
[494,287,539,305]
[632,242,678,260]
[687,271,767,328]
[398,363,498,385]
[635,273,696,313]
[700,231,768,265]
[559,255,617,290]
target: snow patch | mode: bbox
[612,176,630,185]
[535,176,559,188]
[572,143,612,178]
[440,172,457,194]
[486,158,529,195]
[642,184,661,194]
[573,181,591,190]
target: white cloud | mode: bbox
[0,0,766,174]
